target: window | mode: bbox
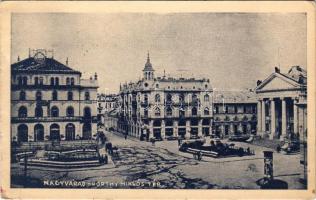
[51,106,59,117]
[50,77,54,85]
[67,91,73,100]
[55,77,59,86]
[215,106,219,114]
[66,77,70,85]
[20,91,26,100]
[66,106,74,117]
[204,107,209,115]
[156,84,159,88]
[154,107,161,116]
[179,106,185,117]
[166,107,172,116]
[39,77,43,85]
[192,107,198,116]
[18,106,27,117]
[205,84,208,89]
[144,94,148,103]
[204,94,209,102]
[166,93,172,105]
[18,77,22,85]
[35,106,43,117]
[36,91,42,101]
[84,107,91,118]
[155,94,160,103]
[22,77,28,85]
[144,109,148,117]
[85,92,90,100]
[52,90,58,100]
[34,77,39,85]
[70,78,75,85]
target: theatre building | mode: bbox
[118,53,213,140]
[255,66,307,141]
[11,49,99,143]
[212,90,257,138]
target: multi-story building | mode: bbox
[97,93,119,129]
[11,49,99,143]
[117,53,213,140]
[212,90,257,138]
[255,66,307,141]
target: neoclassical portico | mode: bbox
[255,66,307,141]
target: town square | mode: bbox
[9,12,308,190]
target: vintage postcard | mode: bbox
[0,1,315,199]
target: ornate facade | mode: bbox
[212,90,257,138]
[11,49,99,143]
[117,54,213,140]
[255,66,307,141]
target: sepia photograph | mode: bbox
[1,1,315,199]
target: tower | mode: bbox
[143,52,155,80]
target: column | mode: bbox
[257,100,262,133]
[161,120,165,139]
[270,98,276,139]
[293,98,298,136]
[174,121,178,137]
[261,99,266,132]
[186,120,190,137]
[149,120,154,139]
[198,119,203,137]
[281,98,287,140]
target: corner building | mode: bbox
[11,50,98,143]
[118,54,213,140]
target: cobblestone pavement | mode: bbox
[11,131,306,189]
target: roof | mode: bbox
[143,53,154,71]
[11,57,81,74]
[213,90,257,104]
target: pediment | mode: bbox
[256,73,300,92]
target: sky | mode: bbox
[11,13,306,94]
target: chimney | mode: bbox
[66,57,69,65]
[17,56,20,62]
[94,72,98,80]
[274,66,280,73]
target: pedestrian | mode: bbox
[197,151,202,161]
[276,144,281,153]
[124,134,127,140]
[178,138,181,146]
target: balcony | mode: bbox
[11,116,82,123]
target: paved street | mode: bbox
[12,131,305,189]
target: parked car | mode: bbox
[165,136,178,141]
[281,140,300,153]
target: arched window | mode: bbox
[66,77,70,85]
[204,94,209,102]
[36,91,42,101]
[20,91,26,100]
[34,124,44,141]
[70,78,75,85]
[154,107,161,116]
[66,106,74,117]
[144,94,148,103]
[52,90,58,100]
[192,107,198,116]
[35,106,43,117]
[18,124,28,142]
[50,123,60,140]
[85,91,90,100]
[50,77,54,85]
[51,106,59,117]
[34,77,39,85]
[204,107,209,115]
[55,77,59,85]
[179,94,185,103]
[155,94,160,103]
[65,123,75,140]
[67,91,73,100]
[166,107,172,116]
[18,106,27,117]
